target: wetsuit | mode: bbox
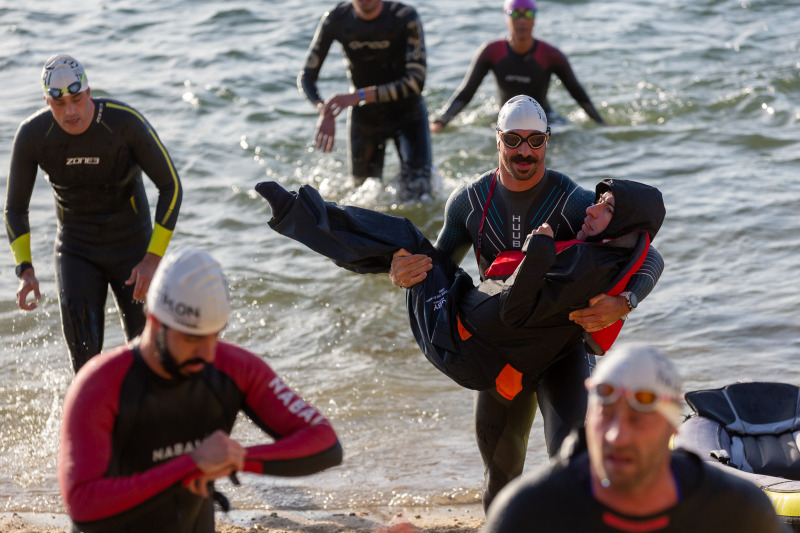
[258,179,662,397]
[298,1,431,198]
[483,448,787,533]
[433,39,603,127]
[436,168,664,510]
[4,98,182,372]
[58,341,343,533]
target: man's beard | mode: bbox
[156,327,207,380]
[503,153,540,181]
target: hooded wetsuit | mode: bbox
[433,39,603,127]
[58,341,343,533]
[298,1,431,197]
[259,179,662,394]
[484,447,787,533]
[4,98,182,371]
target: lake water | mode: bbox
[1,0,798,517]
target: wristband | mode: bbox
[357,88,366,102]
[15,261,33,278]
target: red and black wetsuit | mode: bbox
[433,38,604,126]
[58,341,342,533]
[484,448,787,533]
[4,98,182,371]
[297,1,431,196]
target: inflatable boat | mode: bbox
[673,381,800,532]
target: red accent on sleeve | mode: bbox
[58,347,199,522]
[212,342,339,473]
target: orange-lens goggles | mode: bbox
[592,383,660,412]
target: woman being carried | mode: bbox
[256,178,664,400]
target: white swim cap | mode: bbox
[41,54,88,97]
[147,248,230,335]
[589,343,684,427]
[497,95,548,132]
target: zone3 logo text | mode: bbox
[66,157,100,165]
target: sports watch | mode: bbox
[621,291,638,313]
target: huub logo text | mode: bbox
[349,40,391,50]
[66,157,100,165]
[512,215,522,248]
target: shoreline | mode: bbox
[0,504,485,532]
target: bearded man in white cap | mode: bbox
[484,344,787,532]
[4,53,183,373]
[58,247,342,533]
[390,95,665,511]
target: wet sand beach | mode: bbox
[1,505,485,533]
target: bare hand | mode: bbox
[389,249,432,288]
[429,121,444,134]
[321,93,360,118]
[532,223,553,238]
[184,473,214,498]
[190,430,246,480]
[125,252,161,302]
[16,268,41,311]
[569,293,628,332]
[315,114,336,153]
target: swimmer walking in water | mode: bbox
[4,54,183,372]
[298,0,433,201]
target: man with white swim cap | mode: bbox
[484,344,787,532]
[5,53,184,372]
[58,247,342,532]
[391,96,665,511]
[430,0,605,133]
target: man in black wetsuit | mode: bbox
[298,0,432,200]
[390,95,664,511]
[4,54,183,372]
[430,0,605,133]
[483,344,787,532]
[58,247,343,533]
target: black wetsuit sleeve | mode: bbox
[498,235,614,328]
[4,121,40,266]
[628,245,663,303]
[375,6,427,103]
[297,11,335,105]
[433,183,474,265]
[107,101,182,256]
[434,43,493,126]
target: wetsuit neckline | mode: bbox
[505,37,538,57]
